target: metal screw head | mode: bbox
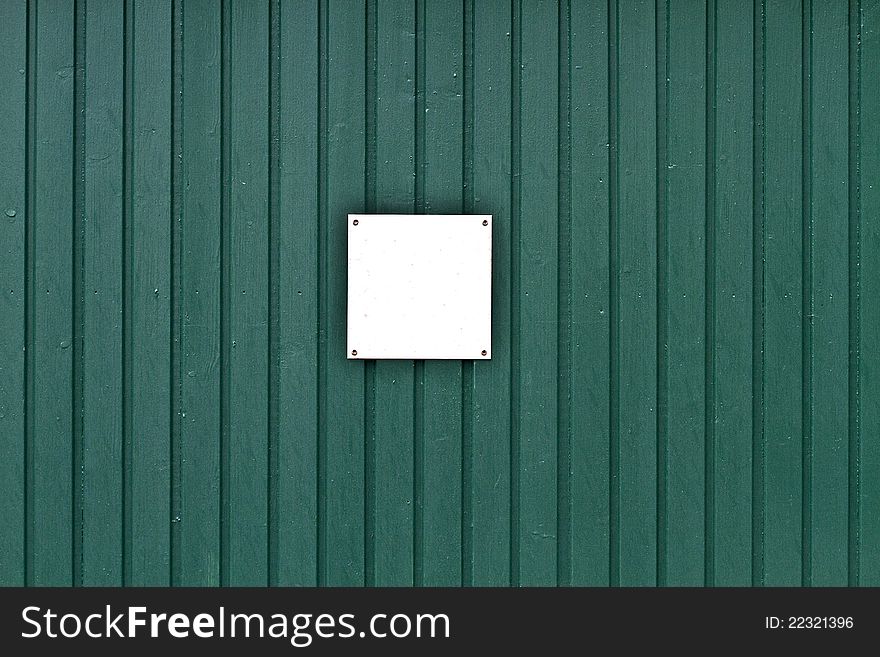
[482,219,488,226]
[351,349,358,356]
[481,350,487,356]
[353,219,359,225]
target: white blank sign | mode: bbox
[347,214,492,360]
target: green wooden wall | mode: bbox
[0,0,878,587]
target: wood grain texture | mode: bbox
[809,0,849,587]
[567,0,610,586]
[0,0,27,587]
[82,0,124,585]
[223,0,270,586]
[272,0,320,587]
[127,0,172,586]
[614,0,658,586]
[712,0,754,587]
[662,0,707,586]
[763,0,803,586]
[859,0,880,586]
[28,0,76,587]
[0,0,871,588]
[516,0,558,586]
[176,0,222,586]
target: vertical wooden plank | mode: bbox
[615,0,657,586]
[800,0,814,589]
[0,0,27,587]
[369,0,416,586]
[712,0,754,586]
[127,0,172,586]
[469,0,511,586]
[29,0,75,587]
[177,0,221,586]
[762,0,802,586]
[662,0,707,586]
[420,0,463,586]
[82,0,124,586]
[846,0,859,588]
[556,0,570,587]
[273,0,319,586]
[224,0,269,586]
[321,0,365,586]
[808,0,849,587]
[567,0,610,586]
[859,0,880,586]
[752,0,766,587]
[517,0,558,586]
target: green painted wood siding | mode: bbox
[0,0,877,587]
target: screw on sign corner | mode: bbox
[351,349,358,356]
[481,350,487,356]
[482,219,488,226]
[352,219,359,225]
